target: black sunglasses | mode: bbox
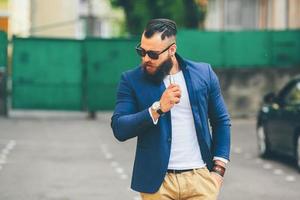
[135,43,175,60]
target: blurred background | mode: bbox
[0,0,299,200]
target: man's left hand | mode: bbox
[210,171,223,189]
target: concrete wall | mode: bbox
[215,67,300,118]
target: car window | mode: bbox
[285,82,300,106]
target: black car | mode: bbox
[257,75,300,172]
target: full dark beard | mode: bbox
[142,57,173,84]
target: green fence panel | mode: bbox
[84,38,140,111]
[271,30,300,67]
[10,30,300,111]
[0,31,7,69]
[177,30,300,67]
[178,30,272,67]
[12,37,83,110]
[177,30,224,66]
[223,31,271,67]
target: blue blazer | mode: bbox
[111,54,231,193]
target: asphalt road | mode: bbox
[0,111,299,200]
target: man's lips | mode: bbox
[146,65,154,68]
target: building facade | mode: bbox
[0,0,9,32]
[9,0,124,38]
[206,0,300,30]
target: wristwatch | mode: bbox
[151,101,165,115]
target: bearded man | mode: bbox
[111,18,231,200]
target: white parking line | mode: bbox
[285,175,296,182]
[263,163,273,170]
[110,161,119,167]
[104,153,113,159]
[273,169,283,175]
[6,140,16,150]
[235,149,297,184]
[100,145,130,182]
[0,140,16,172]
[120,174,128,180]
[115,167,124,174]
[1,148,10,155]
[0,154,6,164]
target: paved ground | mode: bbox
[0,111,299,200]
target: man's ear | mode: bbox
[169,44,177,56]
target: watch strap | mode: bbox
[157,109,164,115]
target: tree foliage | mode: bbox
[110,0,207,35]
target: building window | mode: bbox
[224,0,258,30]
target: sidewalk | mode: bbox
[0,111,139,200]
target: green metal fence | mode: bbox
[11,30,300,111]
[177,29,300,67]
[12,37,83,110]
[271,30,300,66]
[0,31,7,69]
[84,38,140,111]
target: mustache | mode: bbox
[143,62,154,67]
[142,57,173,84]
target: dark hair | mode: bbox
[144,18,177,40]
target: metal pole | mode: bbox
[0,30,8,117]
[0,68,7,116]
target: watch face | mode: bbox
[152,101,161,110]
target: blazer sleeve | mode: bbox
[207,65,231,161]
[111,72,154,142]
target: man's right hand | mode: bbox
[160,84,181,112]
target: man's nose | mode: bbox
[143,54,152,62]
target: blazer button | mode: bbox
[168,138,172,143]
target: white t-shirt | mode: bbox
[148,71,228,169]
[163,71,206,169]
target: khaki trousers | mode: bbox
[140,168,220,200]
